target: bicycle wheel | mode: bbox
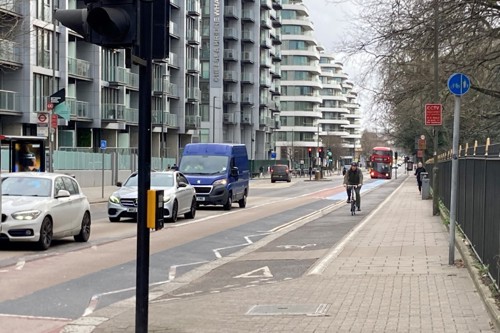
[351,197,356,215]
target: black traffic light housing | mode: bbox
[308,148,312,158]
[152,0,170,60]
[394,152,398,160]
[55,0,138,48]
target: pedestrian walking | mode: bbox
[414,162,426,193]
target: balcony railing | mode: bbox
[66,98,90,118]
[168,52,179,67]
[169,21,180,37]
[0,90,20,113]
[124,108,138,123]
[187,0,201,15]
[186,59,200,72]
[108,67,127,85]
[101,104,126,121]
[187,87,200,100]
[67,57,91,78]
[224,28,238,40]
[125,71,139,89]
[185,115,201,128]
[0,39,21,64]
[241,72,254,83]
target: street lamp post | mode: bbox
[161,74,169,170]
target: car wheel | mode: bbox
[223,192,232,210]
[271,180,276,183]
[37,216,53,251]
[168,200,178,222]
[238,192,247,208]
[184,197,197,219]
[109,216,120,222]
[74,211,91,242]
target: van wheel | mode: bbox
[223,193,232,210]
[238,192,247,208]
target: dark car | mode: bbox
[270,164,291,183]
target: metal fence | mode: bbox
[428,142,500,287]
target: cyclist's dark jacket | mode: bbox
[343,169,363,185]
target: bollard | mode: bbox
[421,172,430,199]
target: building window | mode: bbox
[33,73,58,112]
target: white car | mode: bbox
[107,171,197,223]
[1,172,91,250]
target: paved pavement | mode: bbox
[67,173,498,332]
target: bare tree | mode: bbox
[328,0,500,153]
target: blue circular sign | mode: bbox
[448,73,470,96]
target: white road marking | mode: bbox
[168,261,209,281]
[15,259,25,270]
[234,266,273,278]
[276,244,317,250]
[213,232,271,258]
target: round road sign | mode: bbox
[37,113,48,123]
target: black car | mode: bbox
[270,164,291,183]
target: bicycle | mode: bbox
[346,185,359,215]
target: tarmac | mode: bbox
[68,172,499,332]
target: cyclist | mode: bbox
[343,162,363,211]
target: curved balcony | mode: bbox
[282,19,314,31]
[281,80,322,89]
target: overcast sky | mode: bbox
[306,0,359,77]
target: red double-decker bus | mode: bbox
[369,147,393,179]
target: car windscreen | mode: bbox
[2,177,52,197]
[179,155,229,175]
[151,173,174,187]
[123,173,174,187]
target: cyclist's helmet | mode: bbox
[351,162,358,166]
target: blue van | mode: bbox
[179,143,250,210]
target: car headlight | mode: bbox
[109,195,120,204]
[213,178,228,186]
[12,210,42,220]
[163,194,172,203]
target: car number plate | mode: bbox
[196,196,205,201]
[127,208,137,213]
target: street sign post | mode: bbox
[425,104,442,126]
[447,72,470,265]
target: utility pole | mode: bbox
[432,0,440,215]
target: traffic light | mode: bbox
[152,0,170,59]
[395,152,398,160]
[54,0,138,48]
[318,148,323,158]
[308,148,312,158]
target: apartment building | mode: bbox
[0,0,281,162]
[276,0,361,166]
[199,0,282,159]
[318,52,361,164]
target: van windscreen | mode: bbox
[179,155,229,175]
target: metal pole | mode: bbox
[101,148,105,198]
[136,0,153,331]
[212,96,216,143]
[317,123,320,167]
[448,95,461,265]
[432,0,440,215]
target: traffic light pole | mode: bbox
[136,1,153,332]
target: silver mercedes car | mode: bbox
[107,171,196,223]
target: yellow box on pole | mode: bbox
[147,190,156,229]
